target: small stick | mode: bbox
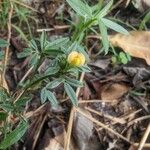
[11,0,38,12]
[2,0,13,89]
[64,73,85,150]
[37,25,70,32]
[19,66,34,84]
[76,107,132,144]
[138,123,150,150]
[79,99,118,103]
[134,143,150,147]
[85,106,126,124]
[128,116,150,126]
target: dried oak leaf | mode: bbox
[109,31,150,65]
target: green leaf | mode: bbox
[0,39,9,47]
[97,0,113,18]
[30,39,38,51]
[12,24,28,42]
[45,66,60,75]
[0,87,9,102]
[101,18,129,35]
[15,97,32,107]
[0,112,8,121]
[0,120,28,149]
[40,88,48,104]
[78,65,91,72]
[40,31,47,50]
[98,19,109,54]
[126,53,131,61]
[119,52,128,64]
[17,48,31,58]
[65,76,83,87]
[45,38,69,50]
[46,91,58,107]
[66,42,78,54]
[0,103,14,112]
[64,83,77,106]
[41,88,58,106]
[66,0,92,19]
[44,49,64,56]
[29,53,39,66]
[0,51,4,60]
[46,78,63,89]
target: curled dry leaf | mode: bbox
[109,31,150,65]
[73,109,94,150]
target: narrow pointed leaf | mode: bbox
[0,120,28,149]
[64,83,77,106]
[98,19,109,54]
[101,18,129,35]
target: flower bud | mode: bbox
[67,51,85,67]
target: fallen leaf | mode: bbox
[132,0,150,12]
[72,109,95,150]
[109,31,150,65]
[101,83,129,101]
[89,58,110,69]
[44,132,65,150]
[123,67,150,85]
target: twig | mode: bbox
[111,0,124,11]
[37,25,70,32]
[64,73,85,150]
[13,89,26,104]
[11,0,38,12]
[18,66,34,84]
[2,0,13,89]
[85,106,126,124]
[134,143,150,148]
[138,123,150,150]
[128,115,150,126]
[79,99,118,103]
[76,107,132,144]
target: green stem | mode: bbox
[72,18,96,42]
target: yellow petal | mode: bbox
[67,51,85,67]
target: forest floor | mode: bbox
[0,0,150,150]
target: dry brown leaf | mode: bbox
[133,0,150,12]
[109,31,150,65]
[44,133,65,150]
[101,83,129,101]
[44,132,75,150]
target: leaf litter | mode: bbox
[1,0,150,150]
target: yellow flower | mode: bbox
[67,51,85,67]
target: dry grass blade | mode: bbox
[12,0,38,12]
[128,115,150,126]
[138,123,150,150]
[76,107,132,144]
[64,73,85,150]
[85,106,126,124]
[79,99,118,104]
[1,0,13,92]
[37,25,70,32]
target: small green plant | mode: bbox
[0,0,130,149]
[66,0,128,54]
[0,0,36,41]
[111,52,131,65]
[0,32,90,148]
